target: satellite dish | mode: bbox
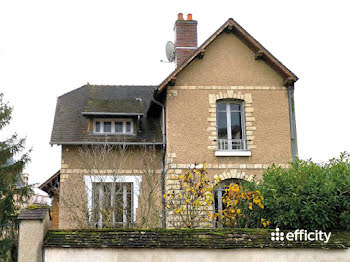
[165,41,175,62]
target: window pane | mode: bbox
[114,185,123,223]
[115,122,123,133]
[230,103,240,111]
[103,184,111,207]
[126,183,132,224]
[231,112,242,139]
[126,122,131,133]
[217,103,226,111]
[113,182,132,224]
[104,122,112,132]
[217,111,227,139]
[102,184,112,227]
[95,121,100,132]
[92,183,100,227]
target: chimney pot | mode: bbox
[187,14,193,20]
[177,13,184,20]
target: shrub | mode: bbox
[212,182,269,228]
[253,152,350,231]
[164,166,214,228]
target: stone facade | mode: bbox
[51,18,297,230]
[51,193,59,229]
[58,145,162,229]
[163,29,296,226]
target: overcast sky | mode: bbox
[1,0,349,185]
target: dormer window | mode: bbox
[93,119,133,135]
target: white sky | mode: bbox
[1,0,349,185]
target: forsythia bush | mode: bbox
[252,152,350,231]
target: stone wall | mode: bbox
[164,26,295,177]
[43,229,350,262]
[51,193,59,230]
[58,145,162,229]
[18,209,50,262]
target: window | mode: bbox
[95,121,101,132]
[84,175,141,229]
[103,121,112,133]
[115,121,123,133]
[214,178,242,227]
[92,182,133,228]
[216,100,250,156]
[93,119,133,135]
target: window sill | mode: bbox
[215,150,251,157]
[91,132,135,136]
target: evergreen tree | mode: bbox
[0,93,32,225]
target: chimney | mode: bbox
[174,13,198,67]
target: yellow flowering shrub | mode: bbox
[164,165,214,228]
[211,183,270,228]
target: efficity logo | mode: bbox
[271,228,331,243]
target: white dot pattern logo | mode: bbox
[271,228,284,241]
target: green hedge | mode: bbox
[243,152,350,231]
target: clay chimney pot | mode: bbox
[177,13,184,20]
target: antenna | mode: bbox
[165,41,175,62]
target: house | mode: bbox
[30,188,52,206]
[41,13,298,229]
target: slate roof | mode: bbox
[17,208,49,220]
[50,85,162,145]
[44,229,350,249]
[83,98,144,115]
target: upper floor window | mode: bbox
[216,100,251,156]
[93,119,133,135]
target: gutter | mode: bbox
[287,85,297,163]
[81,112,144,116]
[151,98,167,229]
[50,141,163,146]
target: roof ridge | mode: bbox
[58,84,158,99]
[58,84,89,99]
[89,84,159,87]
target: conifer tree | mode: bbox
[0,93,32,225]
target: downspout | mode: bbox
[151,99,166,228]
[287,85,296,163]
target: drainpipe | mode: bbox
[151,99,166,228]
[287,85,296,163]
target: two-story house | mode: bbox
[40,13,298,229]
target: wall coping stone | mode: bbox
[43,229,350,249]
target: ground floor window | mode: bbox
[214,178,242,227]
[92,182,133,228]
[84,175,141,229]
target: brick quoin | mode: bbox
[174,13,198,67]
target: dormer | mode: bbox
[82,98,144,136]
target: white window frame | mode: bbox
[215,100,251,156]
[84,175,142,228]
[93,118,133,135]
